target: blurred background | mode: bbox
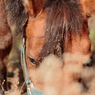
[7,16,95,92]
[88,16,95,65]
[89,16,95,51]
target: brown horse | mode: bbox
[0,0,12,91]
[0,0,27,91]
[0,0,95,94]
[22,0,94,94]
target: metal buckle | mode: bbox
[23,37,25,47]
[27,83,34,95]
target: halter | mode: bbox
[21,37,45,95]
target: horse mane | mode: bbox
[38,0,83,62]
[4,0,28,34]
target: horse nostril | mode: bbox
[86,63,92,67]
[83,63,93,67]
[83,56,94,67]
[78,78,82,83]
[85,56,94,67]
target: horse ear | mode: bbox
[22,0,44,17]
[81,0,95,18]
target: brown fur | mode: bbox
[38,0,83,61]
[0,0,95,93]
[22,0,44,16]
[4,0,28,34]
[0,0,12,90]
[24,0,85,63]
[81,0,95,18]
[24,0,92,94]
[0,0,27,91]
[24,0,91,65]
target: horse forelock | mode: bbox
[37,0,83,62]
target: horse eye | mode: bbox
[28,56,38,66]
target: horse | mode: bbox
[0,0,95,94]
[21,0,95,94]
[0,0,27,91]
[0,0,12,91]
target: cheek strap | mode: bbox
[21,37,46,95]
